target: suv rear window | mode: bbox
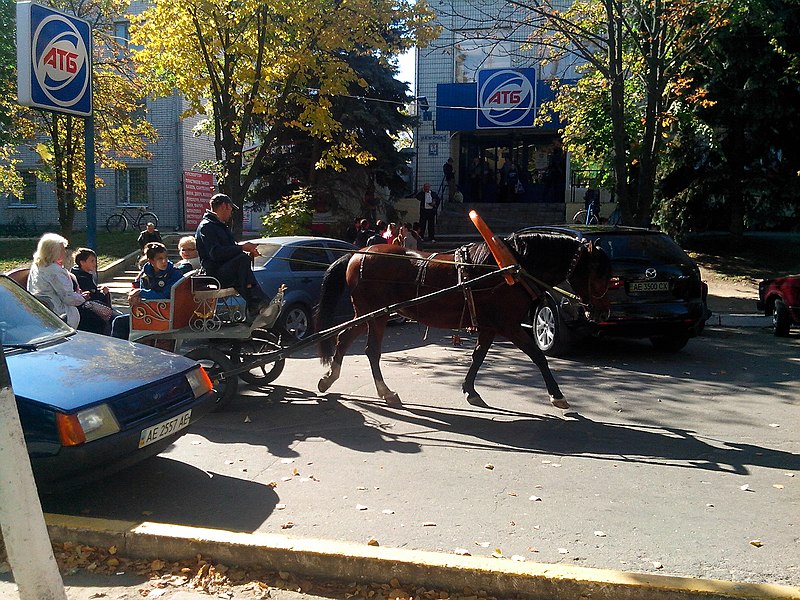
[594,234,690,263]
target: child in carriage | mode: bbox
[111,242,184,339]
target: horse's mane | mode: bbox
[468,232,579,278]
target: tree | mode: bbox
[250,52,417,230]
[1,0,157,235]
[437,0,730,225]
[131,0,435,237]
[658,0,800,235]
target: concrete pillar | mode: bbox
[0,353,67,600]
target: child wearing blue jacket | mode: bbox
[111,242,185,339]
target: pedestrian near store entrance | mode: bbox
[416,182,440,243]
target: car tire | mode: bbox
[185,347,238,411]
[773,299,791,337]
[650,333,689,352]
[279,303,312,340]
[532,298,572,356]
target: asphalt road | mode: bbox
[42,323,800,587]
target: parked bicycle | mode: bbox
[572,189,600,225]
[106,206,159,233]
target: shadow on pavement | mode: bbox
[192,387,422,458]
[354,400,800,477]
[41,456,278,532]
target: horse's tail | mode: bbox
[316,252,353,365]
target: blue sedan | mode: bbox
[1,275,219,491]
[249,236,357,339]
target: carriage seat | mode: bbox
[6,267,30,288]
[129,275,246,339]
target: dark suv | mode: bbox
[520,225,709,355]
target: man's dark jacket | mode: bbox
[195,211,244,274]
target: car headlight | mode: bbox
[186,366,213,399]
[56,404,120,446]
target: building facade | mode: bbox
[413,2,579,207]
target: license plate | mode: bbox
[629,281,670,292]
[139,409,192,448]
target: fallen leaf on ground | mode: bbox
[484,464,494,470]
[281,522,294,529]
[367,539,380,546]
[356,504,368,511]
[594,531,607,537]
[454,548,471,556]
[773,484,785,490]
[529,495,542,502]
[381,509,395,514]
[740,484,753,492]
[558,548,569,554]
[244,416,251,423]
[750,540,763,547]
[422,521,437,527]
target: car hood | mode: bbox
[7,332,197,412]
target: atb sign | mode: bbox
[17,2,92,116]
[476,68,536,129]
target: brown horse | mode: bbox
[315,232,611,410]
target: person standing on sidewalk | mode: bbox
[416,182,440,243]
[443,157,456,203]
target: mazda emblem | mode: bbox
[645,268,657,279]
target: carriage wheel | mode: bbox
[185,347,238,411]
[233,335,286,386]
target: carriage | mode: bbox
[127,212,613,413]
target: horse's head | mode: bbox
[567,239,612,321]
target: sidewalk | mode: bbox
[2,516,799,600]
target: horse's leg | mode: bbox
[505,328,569,409]
[364,317,402,407]
[318,323,366,393]
[462,330,494,408]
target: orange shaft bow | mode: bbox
[469,210,517,285]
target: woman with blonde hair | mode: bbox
[27,233,86,327]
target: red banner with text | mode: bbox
[183,171,214,230]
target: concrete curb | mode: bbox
[44,514,800,600]
[708,314,771,328]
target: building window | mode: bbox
[114,20,129,60]
[8,172,38,207]
[454,35,513,83]
[116,168,148,206]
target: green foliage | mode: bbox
[260,188,314,237]
[657,0,800,234]
[132,0,436,236]
[0,0,15,145]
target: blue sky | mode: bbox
[397,49,415,92]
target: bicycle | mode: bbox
[106,206,159,233]
[572,190,600,225]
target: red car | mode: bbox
[757,275,800,336]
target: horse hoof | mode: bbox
[551,397,570,410]
[318,378,332,393]
[466,393,489,408]
[384,393,403,408]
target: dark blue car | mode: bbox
[1,275,219,490]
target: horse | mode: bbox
[315,232,612,410]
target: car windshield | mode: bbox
[595,234,690,263]
[252,243,282,268]
[0,278,73,347]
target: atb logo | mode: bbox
[477,69,536,129]
[32,13,90,109]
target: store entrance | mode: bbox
[457,132,566,204]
